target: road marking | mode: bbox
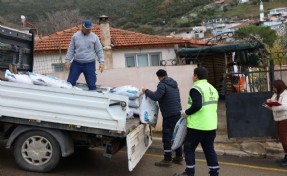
[217,160,287,173]
[144,153,287,173]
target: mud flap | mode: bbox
[126,124,152,171]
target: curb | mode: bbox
[151,136,284,159]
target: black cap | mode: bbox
[156,69,167,77]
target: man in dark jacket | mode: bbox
[142,69,182,167]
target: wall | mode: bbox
[52,65,196,131]
[40,63,228,133]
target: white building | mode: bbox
[206,17,228,24]
[34,16,198,74]
[238,0,249,4]
[268,7,287,18]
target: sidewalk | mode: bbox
[151,131,284,159]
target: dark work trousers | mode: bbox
[184,128,219,176]
[275,119,287,153]
[162,114,182,161]
[67,60,96,90]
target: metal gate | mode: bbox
[177,31,287,138]
[225,55,287,138]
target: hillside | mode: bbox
[0,0,286,36]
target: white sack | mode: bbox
[171,117,187,150]
[5,70,33,85]
[139,95,158,127]
[28,72,72,89]
[126,107,134,119]
[129,107,140,116]
[46,75,73,89]
[111,85,141,99]
[129,98,140,108]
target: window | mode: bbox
[125,53,161,67]
[126,56,136,67]
[150,54,160,66]
[52,63,65,72]
[137,54,148,67]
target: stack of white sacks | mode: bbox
[110,85,159,126]
[110,85,142,119]
[4,70,73,89]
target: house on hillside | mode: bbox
[268,7,287,18]
[170,26,207,39]
[206,17,229,24]
[34,16,206,74]
[238,0,249,3]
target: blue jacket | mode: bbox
[145,77,182,118]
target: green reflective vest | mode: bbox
[186,79,219,130]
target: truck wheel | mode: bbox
[13,131,61,172]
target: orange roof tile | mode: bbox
[35,24,192,53]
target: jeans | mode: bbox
[184,128,219,176]
[162,114,182,161]
[67,60,96,90]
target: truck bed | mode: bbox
[0,80,140,137]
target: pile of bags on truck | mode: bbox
[110,85,141,118]
[110,85,159,127]
[4,69,73,89]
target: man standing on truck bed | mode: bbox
[65,20,105,90]
[142,69,183,167]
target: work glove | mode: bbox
[99,64,104,73]
[65,61,70,70]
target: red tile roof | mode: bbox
[35,24,193,53]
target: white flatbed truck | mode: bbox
[0,25,152,173]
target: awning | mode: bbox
[178,43,264,58]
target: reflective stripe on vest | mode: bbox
[193,85,218,106]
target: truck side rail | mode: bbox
[0,81,129,132]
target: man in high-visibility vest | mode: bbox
[175,67,220,176]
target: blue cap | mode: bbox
[82,20,93,29]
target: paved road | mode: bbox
[0,140,287,176]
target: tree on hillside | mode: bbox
[234,25,278,47]
[280,25,287,51]
[36,9,84,36]
[267,38,287,65]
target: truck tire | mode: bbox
[13,130,61,172]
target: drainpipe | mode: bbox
[99,15,113,69]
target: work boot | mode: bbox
[155,159,173,167]
[172,171,194,176]
[281,160,287,167]
[172,156,183,165]
[281,155,287,167]
[276,155,287,163]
